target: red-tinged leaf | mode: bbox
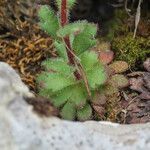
[99,50,114,65]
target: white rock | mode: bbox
[0,62,33,105]
[0,62,150,150]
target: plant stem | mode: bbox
[64,37,75,65]
[60,0,68,27]
[60,0,73,63]
[60,0,81,80]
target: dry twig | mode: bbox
[133,0,143,38]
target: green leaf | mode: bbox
[38,5,59,38]
[60,101,76,120]
[38,88,52,99]
[70,34,75,45]
[51,87,72,107]
[37,72,75,92]
[54,41,68,61]
[42,58,74,75]
[56,0,76,10]
[86,64,107,89]
[79,51,98,71]
[45,73,75,92]
[57,21,87,37]
[51,83,87,108]
[70,84,87,108]
[72,23,97,55]
[79,51,107,89]
[77,104,92,121]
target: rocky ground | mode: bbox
[0,62,150,150]
[0,0,149,123]
[0,1,150,149]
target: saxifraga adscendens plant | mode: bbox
[37,0,108,121]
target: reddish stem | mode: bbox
[60,0,81,80]
[64,37,75,65]
[60,0,68,27]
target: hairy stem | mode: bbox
[60,0,68,26]
[60,0,81,79]
[64,37,75,64]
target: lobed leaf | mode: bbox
[77,104,92,121]
[37,72,75,92]
[79,51,98,71]
[79,51,107,89]
[70,84,87,108]
[51,83,87,108]
[57,21,87,37]
[42,58,74,75]
[54,41,68,61]
[86,64,107,89]
[50,85,74,107]
[38,5,59,38]
[38,88,52,99]
[60,101,76,120]
[72,23,97,55]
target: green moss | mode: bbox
[112,34,150,67]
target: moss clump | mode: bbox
[112,34,150,67]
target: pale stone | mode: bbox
[0,62,34,105]
[0,62,150,150]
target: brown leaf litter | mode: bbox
[0,0,58,117]
[0,22,55,91]
[0,0,56,91]
[118,58,150,124]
